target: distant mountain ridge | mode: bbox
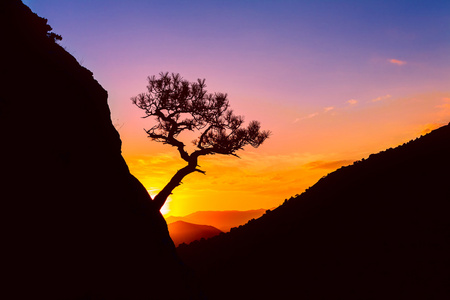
[166,209,267,232]
[168,221,223,246]
[178,123,450,300]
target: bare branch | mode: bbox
[194,168,206,174]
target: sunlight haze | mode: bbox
[25,0,450,216]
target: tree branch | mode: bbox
[195,168,206,174]
[151,109,191,162]
[196,124,214,149]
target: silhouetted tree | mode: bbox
[132,72,270,210]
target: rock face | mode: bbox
[1,1,199,299]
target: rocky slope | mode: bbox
[1,1,201,299]
[179,123,450,299]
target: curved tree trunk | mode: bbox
[153,164,196,211]
[152,151,208,211]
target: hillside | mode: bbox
[166,209,267,232]
[178,123,450,300]
[1,1,200,299]
[168,221,223,246]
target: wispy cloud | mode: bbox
[436,97,450,116]
[294,106,334,123]
[371,94,392,102]
[436,97,450,109]
[306,112,319,118]
[346,99,358,105]
[388,58,406,66]
[294,112,318,123]
[438,103,450,110]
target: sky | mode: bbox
[24,0,450,216]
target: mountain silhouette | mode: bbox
[166,209,267,232]
[168,221,223,246]
[1,1,202,299]
[178,123,450,300]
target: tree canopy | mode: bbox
[132,72,270,209]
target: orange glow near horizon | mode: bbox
[123,93,450,217]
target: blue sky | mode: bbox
[24,0,450,106]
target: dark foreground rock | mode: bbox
[1,1,201,299]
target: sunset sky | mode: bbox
[25,0,450,216]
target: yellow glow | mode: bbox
[147,189,172,216]
[160,199,171,216]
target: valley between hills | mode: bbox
[166,209,267,246]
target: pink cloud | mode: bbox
[346,99,358,105]
[388,59,406,66]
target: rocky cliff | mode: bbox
[1,1,200,299]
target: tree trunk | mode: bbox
[152,164,196,210]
